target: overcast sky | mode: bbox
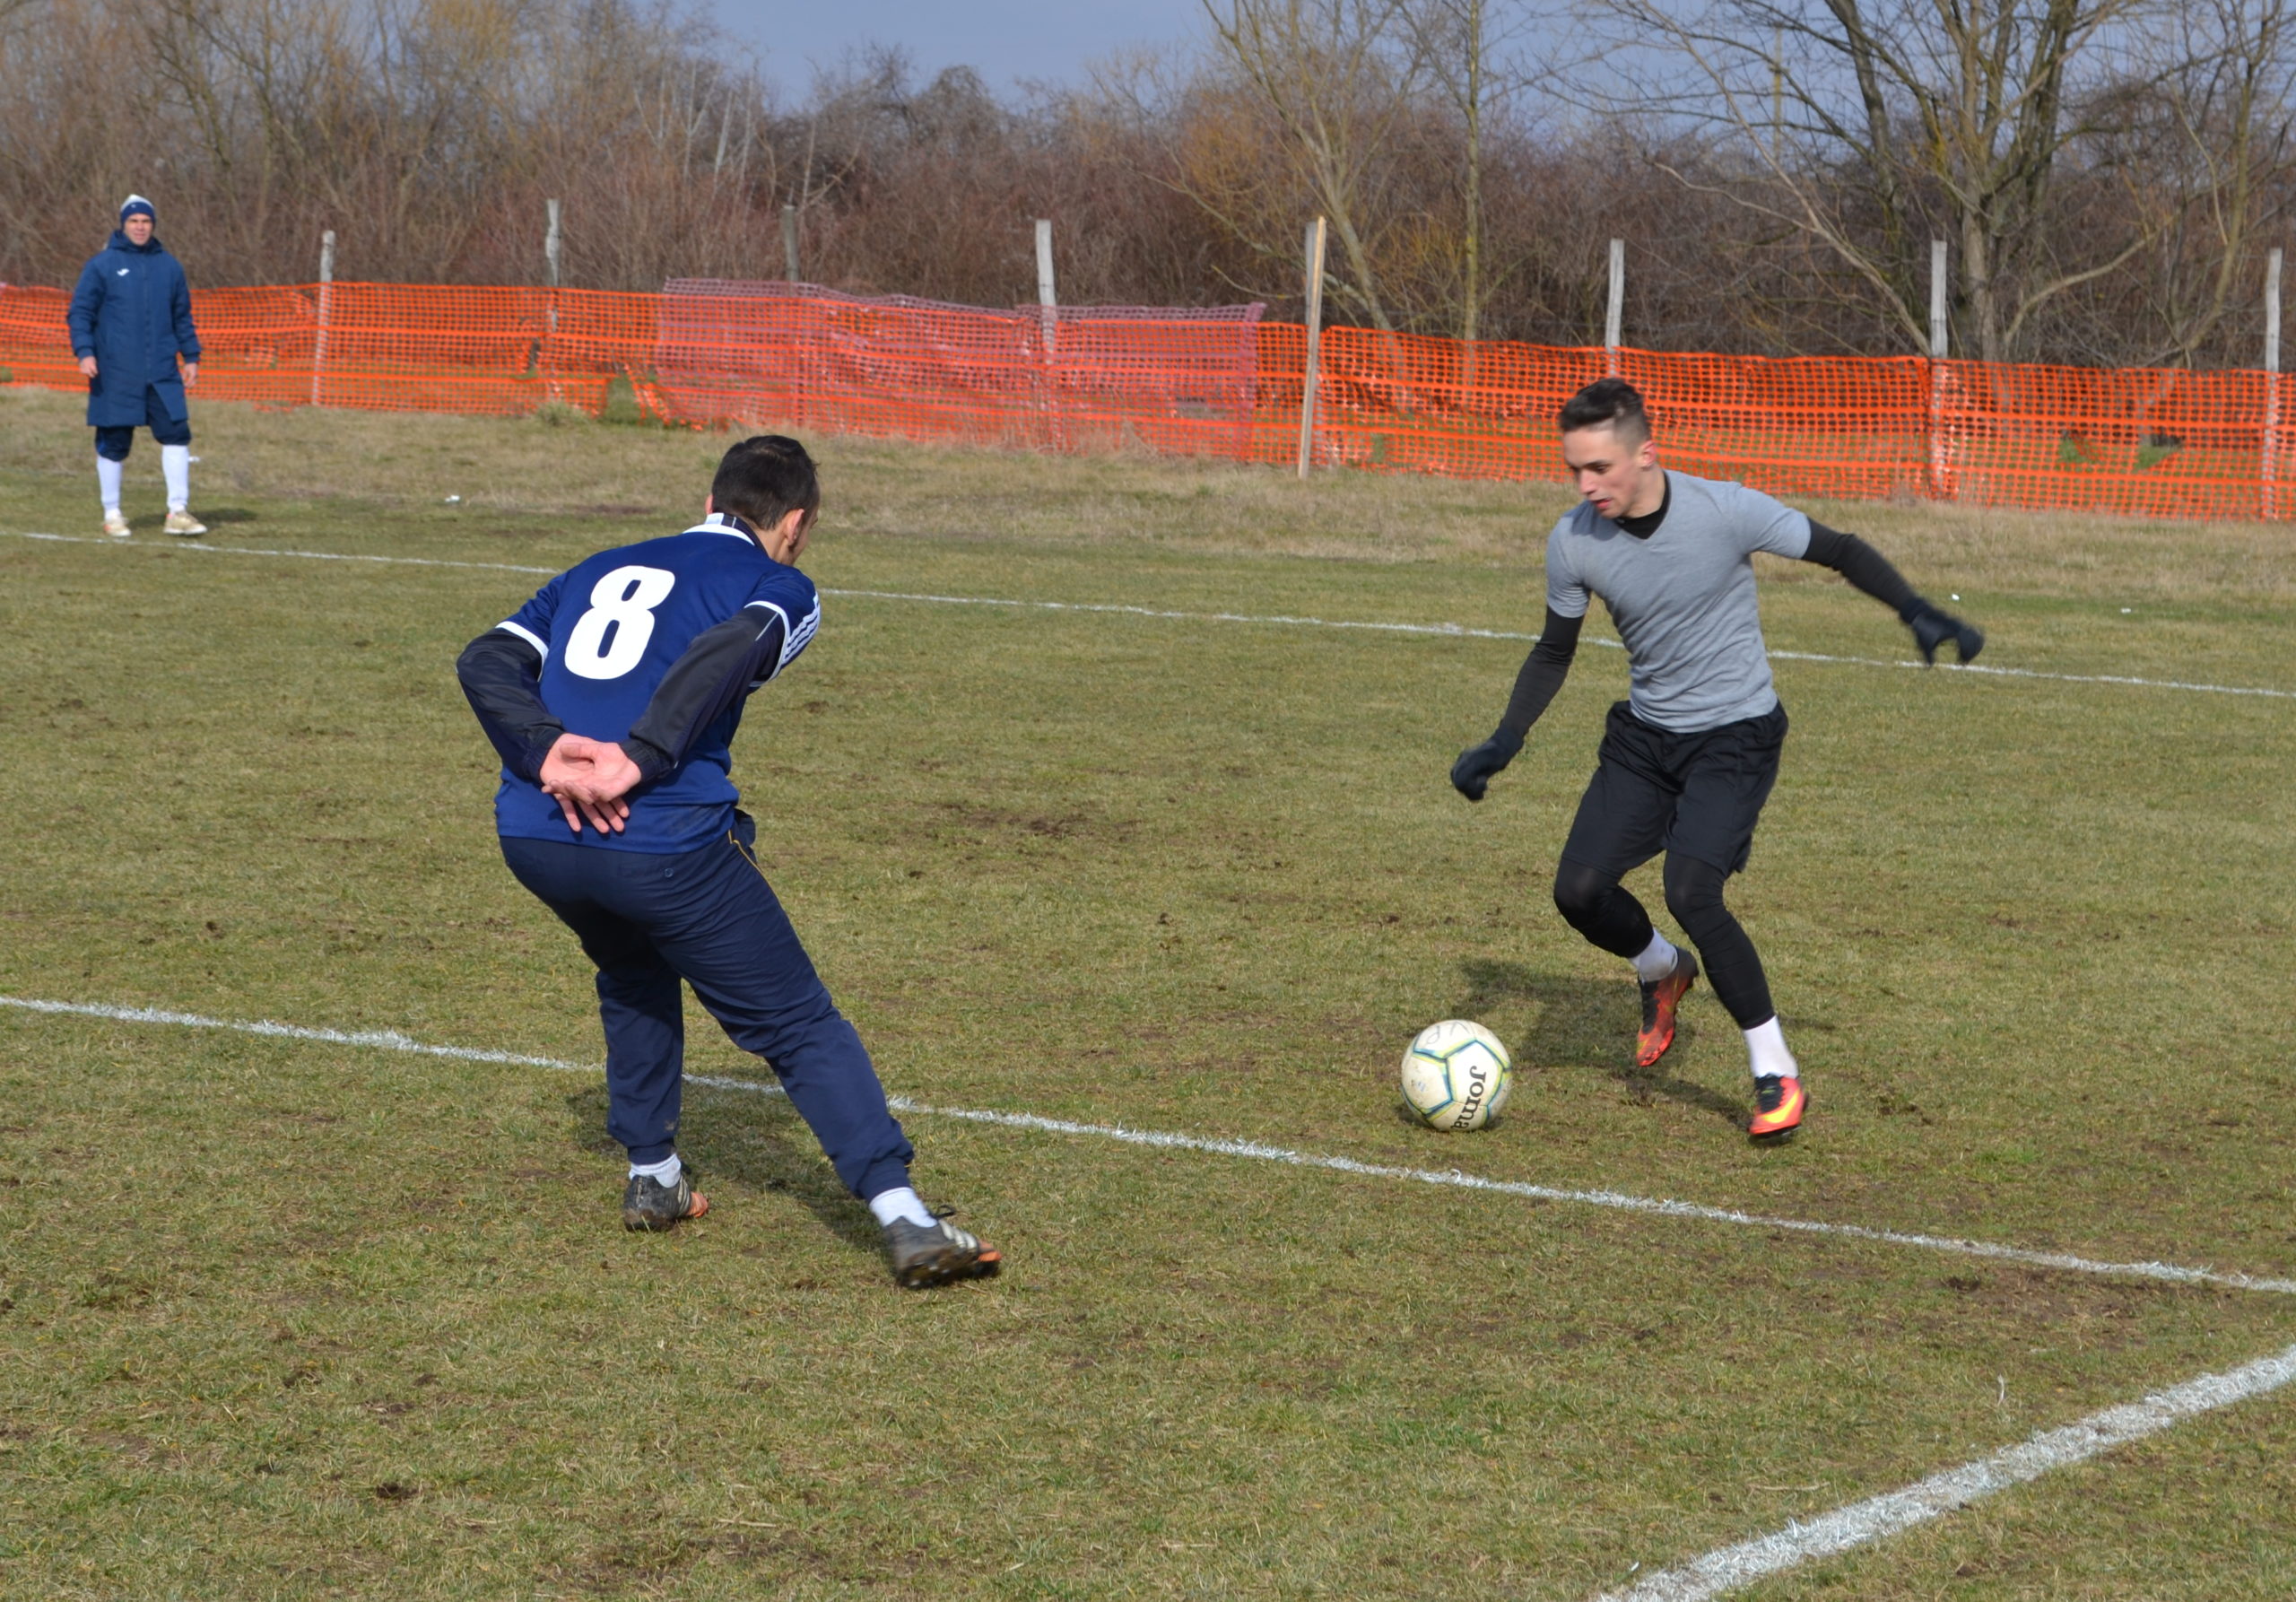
[706,0,1209,95]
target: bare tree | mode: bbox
[1402,0,1539,342]
[1587,0,2165,361]
[2084,0,2296,363]
[1197,0,1428,330]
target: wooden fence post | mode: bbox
[782,204,800,282]
[1604,239,1624,376]
[1297,216,1327,478]
[2266,247,2283,519]
[311,230,335,408]
[543,199,562,397]
[1927,239,1950,499]
[1036,218,1065,449]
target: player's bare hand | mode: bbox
[183,361,198,388]
[78,355,97,379]
[545,786,626,835]
[539,770,626,834]
[558,737,644,805]
[540,735,638,834]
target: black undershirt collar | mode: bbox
[694,510,760,542]
[1615,474,1670,539]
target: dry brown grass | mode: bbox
[4,382,2291,603]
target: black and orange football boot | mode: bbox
[1635,949,1699,1067]
[884,1209,1003,1290]
[622,1164,709,1232]
[1749,1075,1806,1141]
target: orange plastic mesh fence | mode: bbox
[4,279,2290,519]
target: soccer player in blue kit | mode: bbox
[1451,380,1983,1141]
[457,435,1000,1288]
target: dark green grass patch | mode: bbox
[4,396,2294,1598]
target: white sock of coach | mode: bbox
[1631,929,1680,985]
[97,455,124,510]
[161,444,190,510]
[1744,1016,1798,1082]
[867,1186,935,1230]
[628,1153,682,1188]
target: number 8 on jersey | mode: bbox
[564,565,677,680]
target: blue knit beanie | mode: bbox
[119,194,155,223]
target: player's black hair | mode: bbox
[710,434,821,530]
[1558,378,1650,443]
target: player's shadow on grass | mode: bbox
[562,1080,881,1255]
[1455,958,1746,1127]
[144,508,255,530]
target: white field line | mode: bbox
[7,991,2293,1299]
[7,994,2279,1598]
[6,530,2292,702]
[1596,1338,2296,1602]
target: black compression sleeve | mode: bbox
[1492,607,1584,749]
[1800,520,1924,619]
[623,608,790,779]
[457,630,561,781]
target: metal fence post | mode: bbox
[782,203,800,282]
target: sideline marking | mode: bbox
[8,991,2292,1299]
[7,530,2292,701]
[1596,1337,2296,1601]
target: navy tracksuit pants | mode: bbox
[500,814,914,1200]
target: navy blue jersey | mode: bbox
[489,517,820,851]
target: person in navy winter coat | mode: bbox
[67,195,205,538]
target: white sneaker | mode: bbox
[102,510,131,538]
[163,509,206,537]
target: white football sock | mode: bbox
[96,455,124,511]
[867,1186,935,1230]
[161,444,190,510]
[1744,1016,1798,1082]
[1631,928,1680,985]
[628,1153,682,1188]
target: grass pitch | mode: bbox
[3,385,2294,1598]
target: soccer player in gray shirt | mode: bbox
[1450,379,1982,1140]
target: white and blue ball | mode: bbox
[1399,1020,1513,1131]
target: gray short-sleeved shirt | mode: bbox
[1545,472,1811,733]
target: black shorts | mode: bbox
[1559,700,1787,879]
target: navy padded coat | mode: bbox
[67,230,201,429]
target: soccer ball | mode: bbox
[1399,1020,1513,1131]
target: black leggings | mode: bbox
[1552,855,1776,1029]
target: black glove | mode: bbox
[1450,734,1522,802]
[1905,599,1984,666]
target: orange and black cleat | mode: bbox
[1635,949,1699,1067]
[884,1211,1002,1290]
[1749,1075,1805,1141]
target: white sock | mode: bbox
[161,444,190,510]
[867,1185,935,1230]
[1631,928,1680,985]
[628,1153,682,1188]
[97,455,124,510]
[1744,1016,1798,1082]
